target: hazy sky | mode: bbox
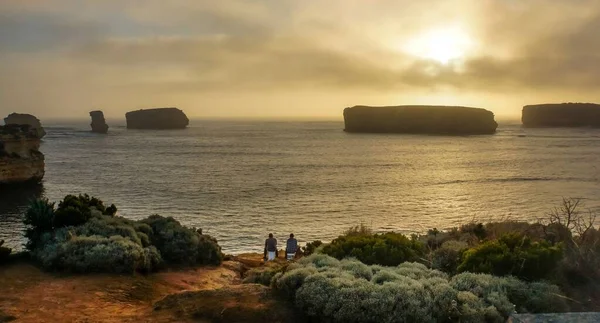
[1,0,599,120]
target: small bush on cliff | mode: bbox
[458,233,563,281]
[53,194,117,228]
[431,240,469,275]
[24,195,222,273]
[0,240,12,264]
[321,231,425,266]
[141,215,222,266]
[273,254,567,323]
[302,240,323,256]
[24,198,56,251]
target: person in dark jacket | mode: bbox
[264,233,278,261]
[286,233,298,260]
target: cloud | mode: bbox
[1,0,600,118]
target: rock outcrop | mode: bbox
[89,111,109,134]
[343,105,498,135]
[4,113,46,138]
[125,108,189,130]
[0,124,45,185]
[522,103,600,128]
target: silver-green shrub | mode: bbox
[273,254,568,323]
[24,196,223,273]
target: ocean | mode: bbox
[1,120,600,254]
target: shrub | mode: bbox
[23,198,56,251]
[141,215,222,266]
[273,254,567,323]
[34,234,162,273]
[23,195,223,274]
[243,265,287,286]
[431,240,469,274]
[302,240,323,256]
[458,233,563,281]
[322,231,425,266]
[0,240,11,264]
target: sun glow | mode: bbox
[405,27,474,64]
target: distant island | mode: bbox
[522,103,600,128]
[125,108,189,130]
[343,105,498,135]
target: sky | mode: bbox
[1,0,600,120]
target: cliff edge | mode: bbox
[343,105,498,135]
[125,108,189,130]
[0,124,45,185]
[522,103,600,128]
[4,113,46,138]
[89,111,109,134]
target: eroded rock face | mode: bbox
[125,108,189,129]
[0,124,45,185]
[522,103,600,128]
[4,113,46,138]
[89,111,109,134]
[343,105,498,135]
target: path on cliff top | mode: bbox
[0,254,290,323]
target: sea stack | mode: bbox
[0,124,45,185]
[125,108,189,130]
[343,105,498,135]
[522,103,600,128]
[89,110,109,134]
[4,113,46,138]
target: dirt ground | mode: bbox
[0,254,294,323]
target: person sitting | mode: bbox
[264,233,278,261]
[286,233,298,261]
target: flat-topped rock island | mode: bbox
[125,108,189,130]
[343,105,498,135]
[522,103,600,128]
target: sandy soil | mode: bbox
[0,254,292,323]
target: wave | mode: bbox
[436,176,597,185]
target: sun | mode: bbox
[405,27,473,64]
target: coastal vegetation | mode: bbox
[272,254,566,322]
[22,194,222,273]
[2,194,599,321]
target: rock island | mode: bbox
[125,108,189,130]
[522,103,600,128]
[343,105,498,135]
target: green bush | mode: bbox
[53,194,113,228]
[141,215,222,266]
[243,265,287,286]
[273,254,567,323]
[302,240,323,256]
[23,198,56,251]
[23,195,222,273]
[0,240,11,264]
[458,233,563,281]
[321,231,425,266]
[431,240,469,274]
[34,233,162,273]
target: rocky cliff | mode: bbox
[89,111,109,134]
[343,105,498,135]
[0,124,45,185]
[522,103,600,128]
[125,108,189,129]
[4,113,46,138]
